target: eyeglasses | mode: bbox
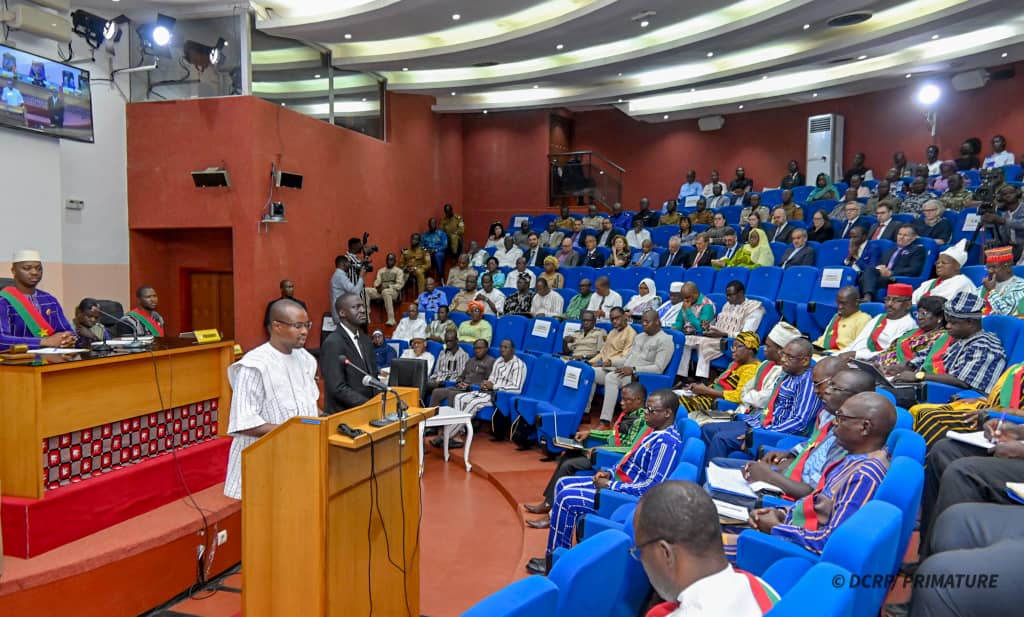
[274,319,312,330]
[825,383,857,395]
[833,410,869,423]
[629,537,665,561]
[813,377,832,387]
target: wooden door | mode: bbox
[189,272,235,339]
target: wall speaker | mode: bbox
[697,115,725,131]
[192,167,231,188]
[951,70,988,92]
[275,170,303,189]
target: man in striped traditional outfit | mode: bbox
[732,323,802,418]
[679,281,765,378]
[0,249,75,348]
[977,245,1024,315]
[902,292,1007,447]
[723,391,895,559]
[525,389,684,574]
[451,338,526,420]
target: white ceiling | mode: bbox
[75,0,1024,121]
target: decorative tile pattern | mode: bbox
[43,399,220,489]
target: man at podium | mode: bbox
[223,299,320,499]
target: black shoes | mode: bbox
[525,556,548,575]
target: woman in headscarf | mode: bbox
[624,278,660,318]
[713,228,773,269]
[807,173,838,202]
[540,255,563,289]
[873,295,948,375]
[457,302,492,345]
[679,332,762,424]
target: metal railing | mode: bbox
[548,150,624,210]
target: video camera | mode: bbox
[359,232,379,273]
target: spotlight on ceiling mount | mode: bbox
[71,10,127,48]
[183,37,227,70]
[916,83,941,106]
[138,13,175,55]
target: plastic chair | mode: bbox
[603,267,634,290]
[760,189,784,206]
[960,265,988,286]
[769,242,788,266]
[548,529,631,617]
[816,239,850,268]
[859,301,885,317]
[536,362,597,454]
[719,205,744,224]
[654,266,685,295]
[562,266,597,291]
[764,562,855,617]
[460,575,559,617]
[774,266,817,324]
[684,266,716,291]
[873,456,925,574]
[746,267,784,301]
[523,317,560,354]
[505,355,565,425]
[651,225,679,247]
[490,314,529,354]
[713,267,750,294]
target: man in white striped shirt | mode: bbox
[452,339,526,420]
[531,277,565,318]
[223,300,320,500]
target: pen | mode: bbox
[996,411,1007,437]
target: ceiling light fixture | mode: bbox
[451,14,460,21]
[802,23,810,30]
[314,74,320,78]
[362,97,367,101]
[663,114,669,119]
[761,75,767,80]
[533,84,538,88]
[706,52,714,57]
[738,104,744,109]
[931,34,940,40]
[483,110,488,114]
[905,73,913,78]
[344,33,352,39]
[812,92,818,97]
[1001,52,1008,58]
[857,54,868,60]
[402,67,409,71]
[917,83,941,105]
[617,98,623,103]
[640,20,649,28]
[556,44,564,50]
[617,72,623,76]
[451,91,456,95]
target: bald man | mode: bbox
[723,391,896,558]
[812,286,872,352]
[224,299,319,499]
[1,249,75,348]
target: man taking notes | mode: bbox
[224,299,319,499]
[0,249,75,348]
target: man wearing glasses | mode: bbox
[224,299,320,499]
[838,283,917,360]
[524,389,683,575]
[631,481,780,616]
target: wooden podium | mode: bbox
[241,387,434,617]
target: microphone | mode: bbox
[96,308,148,349]
[338,354,409,418]
[360,373,390,393]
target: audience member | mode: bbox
[837,202,868,239]
[706,185,731,210]
[503,275,535,316]
[399,233,431,295]
[900,176,932,216]
[594,310,673,426]
[923,145,941,175]
[677,217,698,247]
[978,184,1024,262]
[477,257,506,288]
[445,253,476,291]
[563,278,592,319]
[493,235,522,268]
[73,298,107,345]
[779,228,815,267]
[979,246,1024,315]
[505,258,535,289]
[400,337,435,373]
[417,277,447,313]
[733,323,801,417]
[476,273,505,316]
[911,240,974,304]
[552,205,575,231]
[841,283,917,359]
[814,286,871,351]
[595,217,617,247]
[659,236,687,267]
[807,173,838,202]
[522,232,549,268]
[457,302,492,344]
[714,228,773,269]
[555,237,580,268]
[426,305,457,342]
[586,276,622,322]
[769,208,793,243]
[581,204,603,229]
[807,209,835,242]
[392,303,427,342]
[680,332,761,423]
[686,233,715,268]
[607,235,632,267]
[954,140,981,171]
[705,213,731,245]
[843,152,873,183]
[632,239,659,268]
[451,339,526,445]
[422,217,449,277]
[0,249,75,348]
[871,295,947,375]
[540,255,564,288]
[263,279,307,329]
[866,180,902,215]
[563,310,605,360]
[660,200,683,226]
[468,240,489,268]
[867,202,899,241]
[702,170,727,196]
[609,202,631,228]
[330,239,367,324]
[424,330,468,400]
[892,150,910,178]
[440,203,465,256]
[938,173,974,212]
[427,338,493,408]
[625,279,660,318]
[636,197,661,227]
[626,217,652,249]
[983,134,1015,169]
[729,167,754,194]
[858,225,926,301]
[740,212,764,244]
[656,282,685,327]
[740,194,769,224]
[449,277,477,313]
[913,200,953,245]
[780,159,805,189]
[531,277,563,317]
[539,220,565,250]
[779,189,804,222]
[849,173,871,198]
[673,282,716,339]
[589,307,636,369]
[510,220,532,251]
[677,170,703,202]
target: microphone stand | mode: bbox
[96,309,150,350]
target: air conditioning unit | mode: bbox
[0,5,72,43]
[697,115,725,131]
[806,113,844,183]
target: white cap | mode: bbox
[940,239,968,267]
[12,249,41,263]
[767,322,802,347]
[669,282,684,292]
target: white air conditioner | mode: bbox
[806,113,844,183]
[0,5,72,43]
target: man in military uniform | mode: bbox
[939,174,976,212]
[440,203,465,256]
[400,233,431,296]
[364,253,405,326]
[553,205,575,230]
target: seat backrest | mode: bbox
[873,456,924,576]
[667,461,699,482]
[765,562,855,617]
[425,340,443,360]
[859,301,885,317]
[549,361,596,414]
[0,277,15,289]
[746,267,784,300]
[885,429,925,465]
[808,266,857,305]
[769,241,788,266]
[747,295,778,341]
[818,501,901,617]
[960,265,987,286]
[562,266,597,291]
[96,299,127,334]
[522,317,560,354]
[760,189,784,206]
[461,575,560,617]
[492,314,529,350]
[679,437,706,471]
[387,358,429,404]
[684,266,716,291]
[719,205,743,224]
[776,266,818,303]
[548,529,632,617]
[713,267,750,294]
[651,225,679,247]
[654,266,685,295]
[438,286,460,303]
[524,355,566,401]
[603,267,634,290]
[816,239,850,268]
[983,314,1022,355]
[632,267,656,289]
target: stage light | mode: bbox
[138,14,175,54]
[183,37,227,69]
[71,10,126,48]
[917,83,940,105]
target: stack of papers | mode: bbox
[945,431,995,450]
[706,463,783,498]
[713,499,750,523]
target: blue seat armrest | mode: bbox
[517,398,542,424]
[595,489,639,519]
[550,546,568,564]
[579,513,625,541]
[925,382,963,404]
[735,529,819,576]
[583,436,605,447]
[637,372,671,392]
[774,435,804,452]
[495,391,517,416]
[761,495,791,508]
[954,389,985,400]
[444,380,458,387]
[594,448,623,470]
[716,400,739,411]
[751,428,792,453]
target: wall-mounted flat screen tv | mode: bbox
[0,43,94,143]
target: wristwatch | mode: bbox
[915,371,927,382]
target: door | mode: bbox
[188,272,235,339]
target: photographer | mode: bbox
[330,237,371,324]
[977,183,1024,262]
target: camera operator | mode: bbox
[977,183,1024,262]
[331,237,371,324]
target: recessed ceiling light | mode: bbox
[663,114,669,119]
[556,44,564,50]
[361,97,366,101]
[761,75,767,80]
[314,74,320,78]
[483,110,488,114]
[344,33,352,39]
[931,34,940,40]
[451,13,460,21]
[802,23,810,30]
[812,93,818,98]
[532,84,538,89]
[1001,52,1009,58]
[738,104,744,109]
[617,98,623,103]
[451,91,456,96]
[640,20,649,28]
[857,55,868,60]
[402,67,408,71]
[280,102,286,106]
[617,72,623,77]
[905,73,913,78]
[690,88,696,92]
[706,52,714,58]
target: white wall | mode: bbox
[1,13,130,307]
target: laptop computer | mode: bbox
[551,408,586,450]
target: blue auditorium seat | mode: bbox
[684,266,716,291]
[602,267,633,290]
[555,287,577,306]
[522,317,560,354]
[872,456,925,575]
[816,239,850,267]
[791,185,814,203]
[531,213,558,231]
[460,575,559,617]
[859,301,884,317]
[654,266,685,296]
[562,266,596,290]
[548,530,631,617]
[473,353,534,423]
[760,189,784,206]
[719,205,744,224]
[490,314,528,353]
[632,267,656,289]
[502,355,564,425]
[713,267,750,293]
[651,225,679,247]
[438,285,460,303]
[769,242,788,265]
[746,267,784,300]
[775,266,817,324]
[536,362,597,455]
[764,562,855,617]
[796,267,858,339]
[960,265,987,286]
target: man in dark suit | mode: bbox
[858,224,926,301]
[555,237,580,267]
[769,207,795,244]
[320,293,378,413]
[523,232,550,267]
[580,235,604,268]
[867,203,899,242]
[658,236,687,267]
[844,226,883,272]
[837,201,869,239]
[685,233,714,268]
[595,218,617,247]
[778,228,816,268]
